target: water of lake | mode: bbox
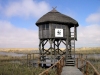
[0,51,26,57]
[75,54,100,59]
[0,51,100,58]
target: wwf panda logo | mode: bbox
[55,29,63,37]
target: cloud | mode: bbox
[0,20,100,48]
[86,11,100,23]
[0,20,39,48]
[78,9,100,47]
[76,24,100,47]
[0,0,50,18]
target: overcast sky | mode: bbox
[0,0,100,48]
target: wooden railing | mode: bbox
[27,53,100,75]
[27,53,40,67]
[39,56,65,75]
[76,54,100,75]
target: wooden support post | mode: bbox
[61,58,63,67]
[74,25,75,60]
[45,70,49,75]
[57,62,60,75]
[86,56,87,60]
[62,57,63,67]
[42,40,46,68]
[33,53,34,60]
[54,40,56,63]
[86,62,89,75]
[57,41,59,54]
[66,39,68,64]
[77,58,78,68]
[81,54,83,58]
[27,54,28,67]
[59,62,61,75]
[38,58,40,67]
[29,54,31,66]
[81,59,84,73]
[79,53,80,58]
[57,63,59,75]
[83,65,85,75]
[94,72,97,75]
[63,57,64,66]
[60,60,62,72]
[81,57,83,66]
[30,54,31,60]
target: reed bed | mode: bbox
[0,50,100,75]
[87,57,100,74]
[0,61,45,75]
[76,49,100,54]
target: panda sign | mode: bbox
[55,29,63,37]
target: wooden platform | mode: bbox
[61,66,83,75]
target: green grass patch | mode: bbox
[87,58,100,73]
[0,61,45,75]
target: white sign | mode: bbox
[55,29,63,37]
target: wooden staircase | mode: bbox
[65,59,75,66]
[66,27,76,66]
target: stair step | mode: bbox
[68,58,73,59]
[66,61,75,63]
[67,57,72,59]
[66,62,75,64]
[65,64,75,66]
[66,59,75,61]
[66,64,75,66]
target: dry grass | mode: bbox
[1,47,100,53]
[75,47,100,54]
[0,48,39,54]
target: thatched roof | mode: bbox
[36,9,79,27]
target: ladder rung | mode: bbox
[71,41,75,42]
[71,37,75,38]
[71,47,75,48]
[71,43,75,44]
[71,32,74,33]
[71,35,74,36]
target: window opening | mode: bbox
[42,24,49,30]
[53,24,56,29]
[57,25,61,28]
[39,25,42,31]
[42,25,45,30]
[46,24,49,30]
[62,25,65,29]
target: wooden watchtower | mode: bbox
[36,8,79,67]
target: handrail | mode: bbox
[86,61,100,75]
[76,54,100,75]
[27,53,100,75]
[39,56,65,75]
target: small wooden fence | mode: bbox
[39,56,65,75]
[76,54,100,75]
[27,53,40,67]
[38,53,100,75]
[27,53,100,75]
